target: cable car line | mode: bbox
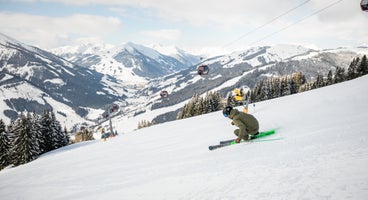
[222,0,312,49]
[247,0,344,47]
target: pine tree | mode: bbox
[177,91,224,120]
[10,113,40,166]
[138,121,142,129]
[186,93,199,118]
[40,110,53,153]
[31,112,44,154]
[50,112,66,148]
[197,96,205,114]
[280,77,290,96]
[288,76,297,94]
[177,104,186,119]
[138,120,154,129]
[267,79,274,100]
[362,55,368,75]
[204,92,213,113]
[347,57,359,80]
[257,79,268,101]
[334,67,346,84]
[252,81,260,102]
[0,119,11,170]
[212,91,222,112]
[357,55,368,76]
[298,82,313,93]
[315,73,325,88]
[271,78,280,98]
[27,112,41,156]
[326,70,333,85]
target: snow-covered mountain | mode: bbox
[130,44,368,124]
[52,41,200,83]
[1,75,367,200]
[0,33,127,127]
[2,32,368,130]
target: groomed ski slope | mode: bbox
[1,76,368,200]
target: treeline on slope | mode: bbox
[177,55,368,119]
[251,55,367,102]
[137,120,155,129]
[0,111,70,171]
[177,91,223,119]
[137,91,223,129]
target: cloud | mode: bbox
[140,29,182,41]
[9,0,304,27]
[0,12,123,49]
[2,0,368,51]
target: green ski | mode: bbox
[219,129,276,144]
[209,129,278,151]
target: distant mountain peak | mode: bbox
[0,32,20,45]
[51,41,200,83]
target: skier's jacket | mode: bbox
[229,108,259,140]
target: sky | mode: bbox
[1,74,367,199]
[0,0,367,56]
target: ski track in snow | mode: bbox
[1,76,368,200]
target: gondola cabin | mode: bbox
[160,90,169,98]
[362,0,368,11]
[197,65,209,76]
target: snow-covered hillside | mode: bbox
[1,75,367,200]
[124,44,368,126]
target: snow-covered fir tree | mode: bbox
[313,74,325,89]
[334,67,346,84]
[31,112,44,154]
[252,72,308,102]
[40,110,54,153]
[326,70,334,85]
[280,77,290,96]
[50,112,67,148]
[347,57,360,80]
[356,55,368,77]
[0,119,11,170]
[10,113,40,166]
[177,91,223,119]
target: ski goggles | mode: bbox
[223,113,229,117]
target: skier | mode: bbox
[223,106,259,143]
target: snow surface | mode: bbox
[1,76,368,200]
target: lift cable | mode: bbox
[248,0,344,47]
[222,0,312,49]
